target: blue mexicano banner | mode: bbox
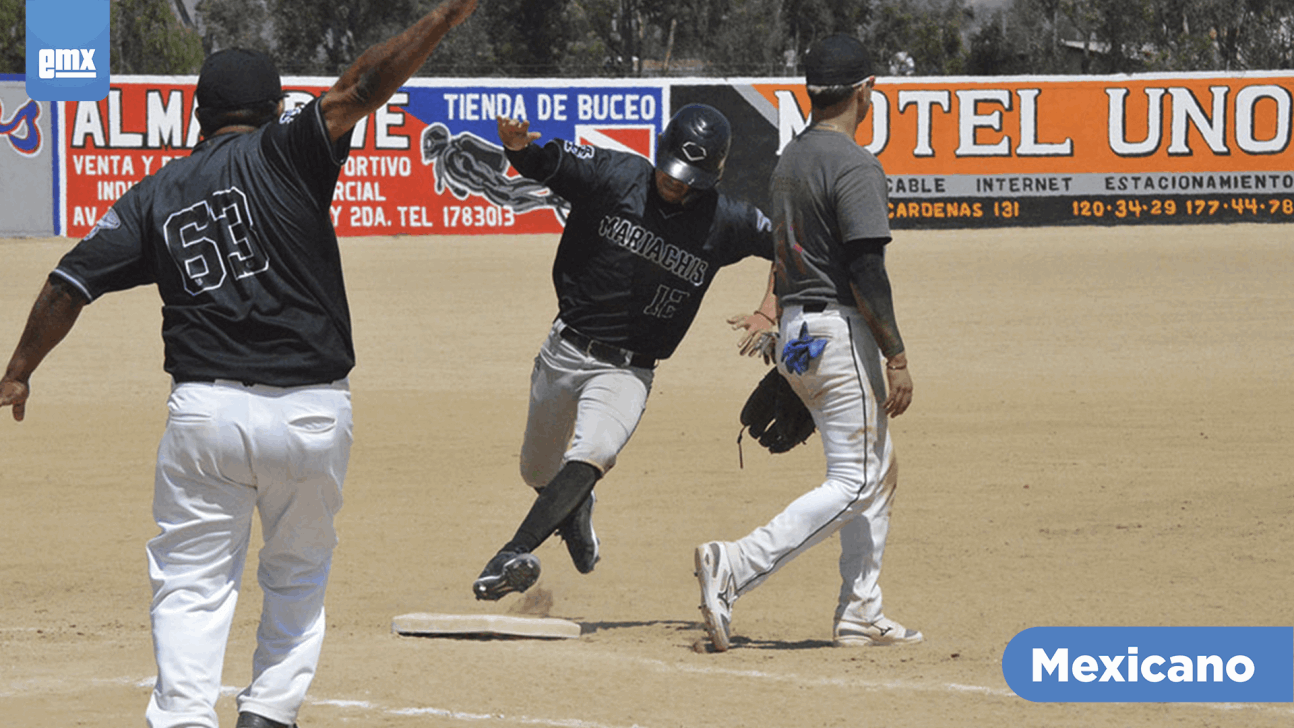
[1003,627,1294,702]
[25,0,110,101]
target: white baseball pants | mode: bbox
[519,320,653,487]
[145,379,351,728]
[726,303,898,625]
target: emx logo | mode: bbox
[39,48,99,79]
[25,0,110,101]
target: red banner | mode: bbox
[57,78,666,238]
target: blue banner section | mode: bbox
[1003,627,1294,702]
[25,0,110,101]
[401,85,664,161]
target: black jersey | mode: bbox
[507,139,774,361]
[53,99,355,387]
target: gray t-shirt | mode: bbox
[770,126,891,306]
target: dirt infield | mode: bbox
[2,225,1292,727]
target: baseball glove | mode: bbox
[739,367,815,454]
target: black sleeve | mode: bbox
[261,98,352,204]
[744,204,776,262]
[505,142,561,183]
[844,239,904,359]
[712,197,775,266]
[52,188,155,302]
[47,271,92,304]
[841,237,888,265]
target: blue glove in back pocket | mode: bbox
[782,323,827,375]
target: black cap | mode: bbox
[804,34,874,86]
[196,48,282,111]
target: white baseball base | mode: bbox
[391,612,582,640]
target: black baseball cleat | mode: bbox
[235,712,296,728]
[473,551,541,600]
[556,492,600,574]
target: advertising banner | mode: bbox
[51,73,1294,237]
[1,78,54,236]
[56,78,665,238]
[684,73,1294,228]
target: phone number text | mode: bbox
[1071,197,1294,219]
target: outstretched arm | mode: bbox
[321,0,478,141]
[1,278,88,422]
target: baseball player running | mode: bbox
[694,34,922,651]
[0,1,477,726]
[473,105,779,600]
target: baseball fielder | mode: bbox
[473,105,779,600]
[0,2,477,726]
[694,34,922,651]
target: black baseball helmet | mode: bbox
[655,104,731,190]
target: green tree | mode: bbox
[653,0,872,77]
[196,0,272,55]
[966,11,1030,75]
[761,0,872,77]
[1005,0,1073,73]
[269,0,422,75]
[108,0,1294,80]
[1004,0,1152,74]
[112,0,205,74]
[1005,0,1294,74]
[706,0,788,75]
[1056,0,1153,73]
[416,7,498,76]
[868,0,972,76]
[472,0,580,75]
[1147,0,1294,70]
[0,0,22,74]
[642,0,722,75]
[1236,0,1294,69]
[554,0,676,77]
[559,0,621,75]
[786,0,870,50]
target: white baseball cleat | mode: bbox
[833,616,924,647]
[694,542,737,652]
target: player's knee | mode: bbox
[565,448,615,476]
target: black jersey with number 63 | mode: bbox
[53,99,355,387]
[507,139,774,361]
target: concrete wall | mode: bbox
[0,78,56,237]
